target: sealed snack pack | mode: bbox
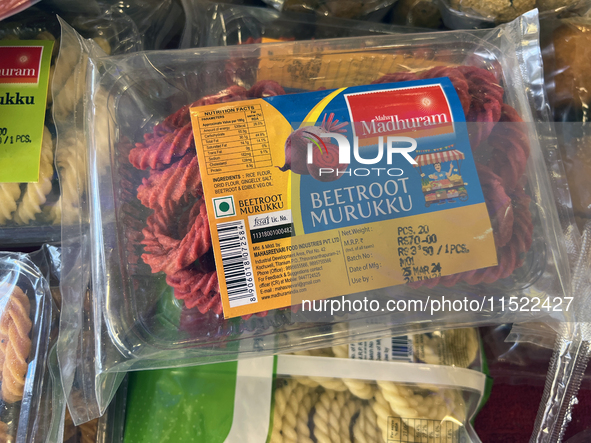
[58,11,578,423]
[0,2,143,246]
[530,220,591,442]
[47,343,121,443]
[0,251,53,442]
[261,0,398,21]
[438,0,591,29]
[124,330,487,443]
[181,0,424,48]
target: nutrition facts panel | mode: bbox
[196,103,273,174]
[387,418,463,443]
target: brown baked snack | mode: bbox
[551,21,591,116]
[0,286,32,403]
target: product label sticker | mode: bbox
[190,78,497,318]
[348,336,413,362]
[0,40,53,183]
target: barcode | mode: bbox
[217,220,258,307]
[348,336,413,362]
[391,336,413,362]
[387,417,462,442]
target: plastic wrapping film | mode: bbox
[390,0,443,28]
[57,11,578,425]
[29,245,121,443]
[123,331,487,443]
[0,251,53,442]
[261,0,398,21]
[46,344,128,443]
[180,0,425,48]
[0,1,143,247]
[528,13,591,441]
[101,0,186,51]
[530,222,591,443]
[541,14,591,231]
[481,324,555,387]
[438,0,591,29]
[541,14,591,124]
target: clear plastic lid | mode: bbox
[0,252,53,442]
[0,3,142,247]
[72,12,570,373]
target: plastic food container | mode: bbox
[180,0,425,48]
[122,352,487,442]
[0,3,142,247]
[65,12,570,378]
[0,252,53,442]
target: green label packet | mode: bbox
[0,40,54,183]
[124,352,488,443]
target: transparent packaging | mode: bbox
[0,2,142,246]
[391,0,443,28]
[181,0,425,48]
[58,11,575,423]
[262,0,398,21]
[438,0,591,29]
[123,349,487,442]
[0,252,53,442]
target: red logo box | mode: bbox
[0,46,43,84]
[345,84,454,147]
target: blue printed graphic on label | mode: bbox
[265,78,483,234]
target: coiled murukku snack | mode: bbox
[0,285,32,403]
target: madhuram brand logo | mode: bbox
[307,133,417,178]
[0,46,44,85]
[0,68,36,77]
[360,113,449,135]
[345,84,455,142]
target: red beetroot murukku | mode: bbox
[141,199,211,275]
[487,104,530,192]
[419,67,472,117]
[129,124,195,170]
[457,68,503,148]
[131,66,535,317]
[137,152,202,212]
[247,80,285,98]
[477,163,514,248]
[166,268,222,314]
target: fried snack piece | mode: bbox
[0,285,32,403]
